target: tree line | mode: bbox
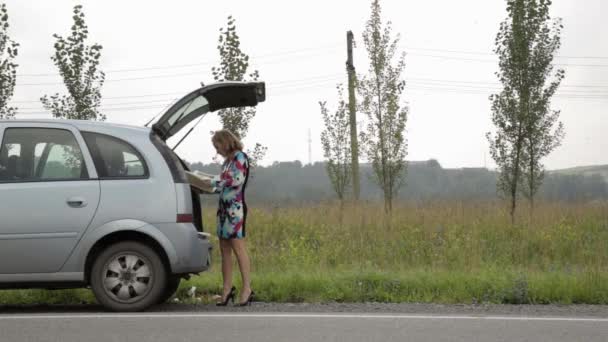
[189,159,607,205]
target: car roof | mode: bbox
[1,119,152,137]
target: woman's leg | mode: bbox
[230,238,252,303]
[219,239,234,301]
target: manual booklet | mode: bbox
[185,170,216,193]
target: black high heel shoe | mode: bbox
[237,290,255,306]
[216,286,236,306]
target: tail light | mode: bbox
[177,214,193,223]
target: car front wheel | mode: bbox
[90,241,167,312]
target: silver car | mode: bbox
[0,81,265,312]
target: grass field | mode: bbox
[1,201,607,305]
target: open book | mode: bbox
[185,170,216,193]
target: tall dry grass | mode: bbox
[224,200,608,273]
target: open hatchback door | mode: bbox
[148,81,265,234]
[152,81,265,141]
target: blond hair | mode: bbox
[212,129,243,157]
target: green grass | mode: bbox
[1,201,607,305]
[181,268,608,304]
[3,269,606,305]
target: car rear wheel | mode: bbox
[90,241,167,312]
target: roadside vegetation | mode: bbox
[2,201,606,305]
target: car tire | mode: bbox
[158,276,181,304]
[90,241,167,312]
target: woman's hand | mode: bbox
[200,178,212,188]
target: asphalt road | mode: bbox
[1,304,607,342]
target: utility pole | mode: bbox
[347,30,360,201]
[308,128,312,166]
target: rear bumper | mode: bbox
[174,231,212,274]
[154,223,212,274]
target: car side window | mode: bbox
[82,132,148,179]
[0,128,88,182]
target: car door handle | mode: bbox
[67,197,88,208]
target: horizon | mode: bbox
[188,156,608,172]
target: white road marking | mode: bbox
[0,313,606,322]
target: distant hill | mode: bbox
[551,165,608,181]
[188,159,608,205]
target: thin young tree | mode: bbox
[519,0,565,211]
[487,0,565,221]
[40,5,105,121]
[212,15,266,167]
[320,85,351,207]
[358,0,408,214]
[0,3,18,119]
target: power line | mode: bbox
[18,63,210,77]
[271,73,608,92]
[14,81,607,117]
[15,71,345,87]
[17,71,203,86]
[15,79,350,113]
[270,74,345,86]
[406,80,608,95]
[406,77,608,89]
[9,74,608,107]
[9,91,186,104]
[15,42,608,79]
[16,43,343,77]
[406,85,608,99]
[16,104,169,115]
[405,52,608,68]
[15,56,608,87]
[16,98,177,111]
[402,46,608,60]
[270,75,608,97]
[14,50,608,87]
[9,77,348,106]
[269,78,608,99]
[9,70,608,109]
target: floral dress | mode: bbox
[211,151,250,240]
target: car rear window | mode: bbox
[82,132,149,179]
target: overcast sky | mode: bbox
[4,0,607,169]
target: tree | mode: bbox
[0,3,18,119]
[40,5,105,121]
[358,0,408,213]
[212,15,266,167]
[320,85,351,205]
[487,0,565,221]
[518,0,565,210]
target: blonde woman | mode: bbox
[208,130,254,306]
